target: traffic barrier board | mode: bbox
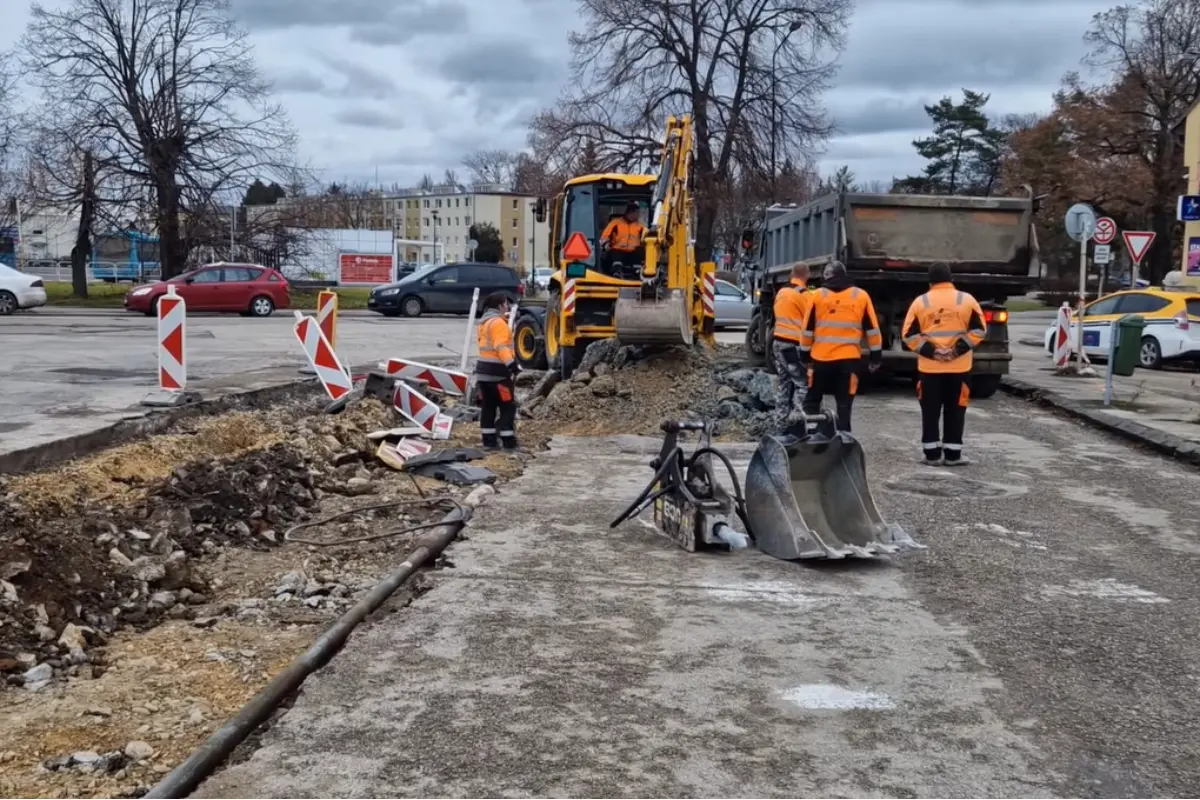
[393,381,440,432]
[157,284,186,391]
[316,290,338,348]
[385,358,469,396]
[294,311,353,400]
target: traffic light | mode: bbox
[741,228,755,251]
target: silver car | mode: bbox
[713,279,753,328]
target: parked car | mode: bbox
[713,279,753,329]
[124,263,290,317]
[1042,287,1200,368]
[534,266,553,291]
[0,264,48,315]
[368,262,523,317]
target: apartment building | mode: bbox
[384,184,550,272]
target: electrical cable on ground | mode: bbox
[283,496,463,547]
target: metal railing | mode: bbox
[14,260,162,283]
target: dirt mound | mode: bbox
[529,341,752,436]
[0,398,398,668]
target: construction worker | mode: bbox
[901,262,987,466]
[771,262,813,432]
[799,261,882,432]
[599,202,645,274]
[474,292,520,450]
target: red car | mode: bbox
[124,263,291,317]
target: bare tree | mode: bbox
[462,149,519,187]
[21,0,297,278]
[416,173,434,191]
[1080,0,1200,279]
[528,0,850,259]
[0,51,24,235]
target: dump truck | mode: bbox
[513,115,718,377]
[743,190,1041,398]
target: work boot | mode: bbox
[500,435,519,451]
[942,455,970,467]
[923,456,943,466]
[481,433,500,450]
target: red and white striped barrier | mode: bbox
[294,311,353,401]
[316,289,338,348]
[701,272,715,320]
[385,358,469,396]
[141,284,197,407]
[1053,302,1072,369]
[393,380,440,433]
[158,284,186,391]
[562,278,576,313]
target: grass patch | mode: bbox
[44,282,371,310]
[1006,298,1046,313]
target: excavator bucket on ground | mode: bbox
[743,417,924,560]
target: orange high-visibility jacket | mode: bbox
[901,282,988,374]
[475,310,516,380]
[772,279,813,344]
[601,218,645,252]
[800,286,883,362]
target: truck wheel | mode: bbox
[969,374,1002,399]
[514,314,547,370]
[745,310,767,367]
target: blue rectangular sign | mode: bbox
[1178,195,1200,222]
[1083,330,1100,348]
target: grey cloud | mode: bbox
[269,69,329,94]
[313,53,397,99]
[350,1,468,45]
[822,137,915,161]
[230,0,391,30]
[332,108,407,128]
[435,42,557,87]
[833,99,932,136]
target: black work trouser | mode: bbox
[801,359,860,432]
[917,372,968,461]
[477,379,517,449]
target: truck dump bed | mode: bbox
[760,192,1039,280]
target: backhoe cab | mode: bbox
[533,115,718,379]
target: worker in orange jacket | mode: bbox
[474,292,520,450]
[901,262,988,465]
[771,262,813,432]
[799,261,882,433]
[599,202,645,273]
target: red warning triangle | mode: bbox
[314,334,338,370]
[160,366,180,390]
[1122,231,1155,265]
[162,323,183,362]
[562,232,591,261]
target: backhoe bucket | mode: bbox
[614,287,694,346]
[743,433,924,560]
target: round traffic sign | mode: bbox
[1065,203,1096,242]
[1094,216,1116,245]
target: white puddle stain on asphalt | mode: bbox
[779,684,897,710]
[1040,578,1169,604]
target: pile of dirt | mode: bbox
[0,398,401,679]
[527,340,754,436]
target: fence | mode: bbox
[15,260,162,284]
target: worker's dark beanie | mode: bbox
[483,292,509,310]
[929,262,952,284]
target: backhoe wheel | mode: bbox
[514,314,547,370]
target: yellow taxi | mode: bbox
[1043,287,1200,368]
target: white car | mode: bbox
[534,266,553,291]
[0,264,48,315]
[713,279,754,328]
[1041,288,1200,368]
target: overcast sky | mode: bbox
[2,0,1119,189]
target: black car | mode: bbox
[368,262,523,318]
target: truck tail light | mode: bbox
[983,309,1008,324]
[1175,311,1189,330]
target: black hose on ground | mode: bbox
[144,485,494,799]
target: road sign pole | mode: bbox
[1077,237,1088,363]
[1104,319,1117,406]
[1064,203,1097,373]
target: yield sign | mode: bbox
[1094,216,1117,244]
[1123,231,1156,265]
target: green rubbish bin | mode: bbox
[1111,314,1146,376]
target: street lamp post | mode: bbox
[769,20,804,202]
[431,210,440,263]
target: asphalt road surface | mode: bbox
[196,389,1200,798]
[0,308,748,457]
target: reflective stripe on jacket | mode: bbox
[601,218,645,251]
[475,310,515,381]
[800,286,883,362]
[772,278,812,343]
[901,282,987,374]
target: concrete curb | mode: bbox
[1000,377,1200,466]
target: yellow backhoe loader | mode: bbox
[519,115,717,378]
